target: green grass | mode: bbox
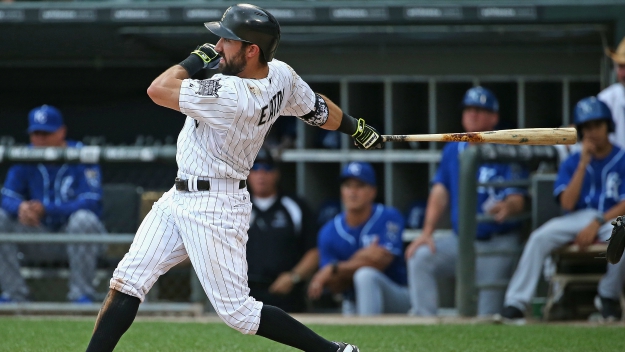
[0,317,624,351]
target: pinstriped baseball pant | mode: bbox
[111,184,263,335]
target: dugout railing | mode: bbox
[457,144,559,317]
[0,145,204,315]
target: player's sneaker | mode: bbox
[494,306,526,325]
[333,341,360,352]
[594,295,622,322]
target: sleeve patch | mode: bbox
[193,78,222,97]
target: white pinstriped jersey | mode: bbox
[177,59,315,180]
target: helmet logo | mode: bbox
[480,95,486,104]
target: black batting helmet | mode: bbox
[205,4,281,62]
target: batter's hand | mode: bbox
[405,234,435,260]
[574,221,599,250]
[352,118,383,150]
[269,272,294,295]
[191,43,220,69]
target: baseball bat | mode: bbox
[381,127,577,145]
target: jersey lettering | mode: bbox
[258,89,284,126]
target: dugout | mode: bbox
[1,0,624,213]
[0,0,624,313]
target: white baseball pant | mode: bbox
[111,181,263,335]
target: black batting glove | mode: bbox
[352,118,383,150]
[191,43,220,69]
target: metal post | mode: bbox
[457,146,479,317]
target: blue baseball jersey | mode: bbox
[554,146,625,212]
[434,142,528,240]
[318,204,407,286]
[1,141,103,231]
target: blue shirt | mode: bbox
[1,141,103,231]
[433,142,528,240]
[554,146,625,212]
[318,204,407,287]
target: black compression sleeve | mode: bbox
[86,290,140,352]
[336,112,359,135]
[178,54,205,77]
[256,305,338,352]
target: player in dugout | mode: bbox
[246,147,319,313]
[499,97,625,323]
[308,161,410,316]
[0,105,106,304]
[404,86,529,317]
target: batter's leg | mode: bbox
[173,191,341,352]
[504,209,596,310]
[87,189,189,351]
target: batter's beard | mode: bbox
[218,48,247,76]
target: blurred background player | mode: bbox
[308,161,409,316]
[0,105,106,303]
[500,97,625,323]
[598,36,625,149]
[405,86,528,317]
[246,147,319,313]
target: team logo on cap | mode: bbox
[347,162,362,175]
[34,109,48,124]
[480,94,487,104]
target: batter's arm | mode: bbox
[147,66,189,112]
[317,94,341,130]
[147,44,219,112]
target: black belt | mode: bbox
[174,177,246,192]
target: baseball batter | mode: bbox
[86,4,382,352]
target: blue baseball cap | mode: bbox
[462,86,499,113]
[27,105,64,133]
[340,161,376,187]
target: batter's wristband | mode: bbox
[178,53,205,77]
[337,112,359,135]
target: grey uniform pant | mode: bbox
[505,209,625,310]
[0,208,106,301]
[342,266,410,316]
[408,233,519,316]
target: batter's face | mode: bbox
[580,120,610,150]
[340,178,376,212]
[215,38,248,76]
[616,63,625,85]
[29,126,66,147]
[462,107,499,133]
[248,166,279,198]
